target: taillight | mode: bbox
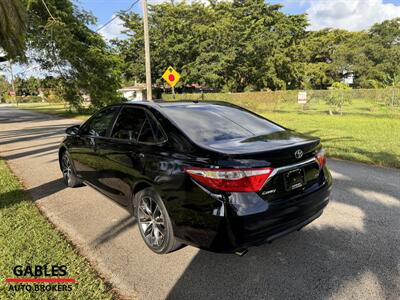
[316,149,326,169]
[185,167,273,192]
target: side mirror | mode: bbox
[66,125,80,136]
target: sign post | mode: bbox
[162,66,181,99]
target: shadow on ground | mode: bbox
[0,110,76,206]
[90,215,137,248]
[0,123,75,146]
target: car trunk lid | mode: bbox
[206,130,323,200]
[207,130,320,165]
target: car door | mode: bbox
[69,106,120,186]
[95,106,167,205]
[94,106,149,204]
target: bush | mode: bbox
[45,90,63,103]
[163,91,293,112]
[3,95,43,103]
[330,82,352,90]
[324,83,352,115]
[18,96,43,103]
[360,79,385,89]
[162,88,399,114]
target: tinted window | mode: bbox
[162,104,284,144]
[80,106,119,137]
[138,118,155,143]
[147,112,167,143]
[111,107,147,141]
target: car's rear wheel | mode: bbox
[134,188,181,254]
[61,151,83,188]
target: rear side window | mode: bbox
[111,107,165,144]
[138,118,155,143]
[111,107,146,141]
[162,104,284,144]
[80,106,119,137]
[147,112,167,143]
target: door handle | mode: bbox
[129,152,145,159]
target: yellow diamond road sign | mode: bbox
[162,66,181,87]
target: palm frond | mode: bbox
[0,0,27,60]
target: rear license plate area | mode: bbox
[283,168,305,191]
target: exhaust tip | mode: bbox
[235,248,248,257]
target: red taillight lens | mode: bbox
[316,149,326,169]
[185,167,273,192]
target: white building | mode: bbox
[118,84,147,102]
[341,70,354,85]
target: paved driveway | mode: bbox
[0,105,399,300]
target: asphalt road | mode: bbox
[0,105,399,300]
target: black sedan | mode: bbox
[59,101,332,254]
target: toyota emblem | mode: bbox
[294,149,303,159]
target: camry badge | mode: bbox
[262,189,276,196]
[294,149,303,159]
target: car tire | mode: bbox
[61,151,83,188]
[134,187,181,254]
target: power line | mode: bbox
[41,0,56,21]
[95,0,140,32]
[40,0,69,78]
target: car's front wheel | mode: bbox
[134,188,181,254]
[61,151,83,188]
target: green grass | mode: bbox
[14,98,400,168]
[15,103,90,120]
[0,160,116,299]
[259,99,400,168]
[263,111,400,168]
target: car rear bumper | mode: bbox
[170,168,332,253]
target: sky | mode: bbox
[77,0,400,40]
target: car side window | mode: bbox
[146,112,167,143]
[80,106,119,137]
[138,118,155,143]
[111,107,147,141]
[110,107,167,144]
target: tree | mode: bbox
[326,82,352,115]
[368,18,400,86]
[3,0,400,105]
[0,75,10,102]
[302,63,334,89]
[22,0,122,108]
[300,29,355,89]
[116,0,308,92]
[13,76,40,95]
[0,0,26,60]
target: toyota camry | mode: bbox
[59,101,332,254]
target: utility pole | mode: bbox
[142,0,153,101]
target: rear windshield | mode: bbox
[162,104,284,144]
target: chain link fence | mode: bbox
[162,88,400,112]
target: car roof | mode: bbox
[121,100,236,110]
